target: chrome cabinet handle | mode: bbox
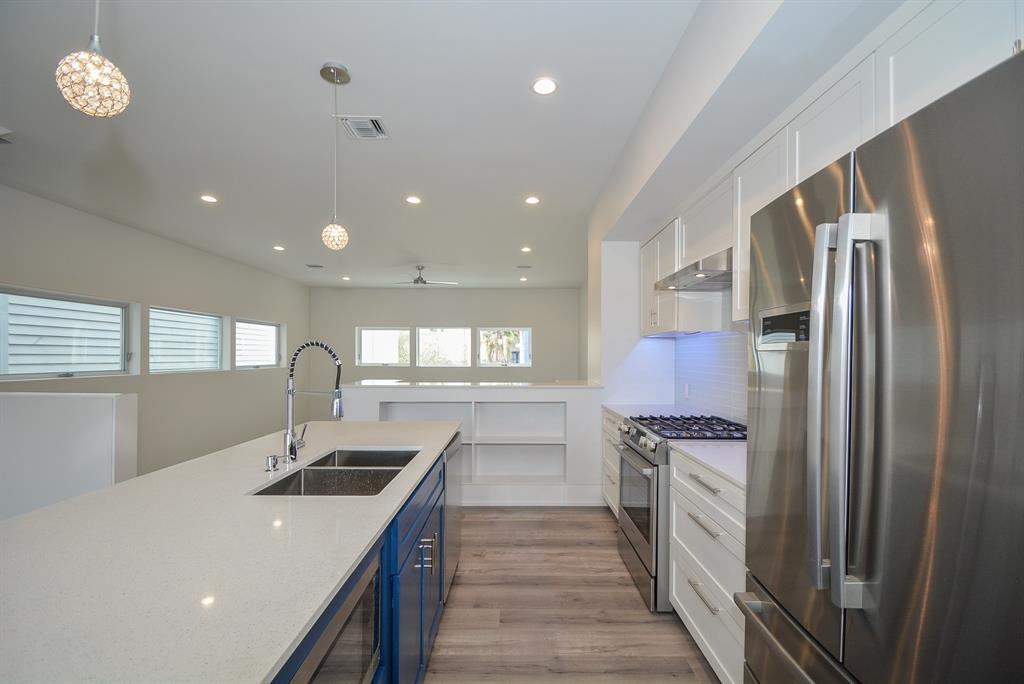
[688,472,722,495]
[806,222,837,591]
[734,592,815,684]
[415,533,437,571]
[686,511,722,541]
[687,578,720,615]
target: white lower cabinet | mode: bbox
[600,409,621,516]
[668,448,746,684]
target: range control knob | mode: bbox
[639,436,650,450]
[618,423,630,433]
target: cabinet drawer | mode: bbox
[396,455,444,562]
[602,436,620,476]
[602,409,623,439]
[670,449,744,543]
[670,487,744,620]
[670,541,744,684]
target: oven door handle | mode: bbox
[618,443,656,479]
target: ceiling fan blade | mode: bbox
[425,280,459,286]
[391,281,413,285]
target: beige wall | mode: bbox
[309,286,583,387]
[0,184,311,474]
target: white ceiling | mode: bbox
[0,0,698,288]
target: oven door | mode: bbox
[618,443,658,574]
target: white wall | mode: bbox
[674,332,748,422]
[0,184,311,474]
[308,286,583,386]
[599,241,675,404]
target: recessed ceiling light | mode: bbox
[272,519,283,528]
[520,246,532,253]
[520,277,528,282]
[524,196,540,205]
[405,195,421,205]
[272,245,285,252]
[200,194,218,203]
[341,276,351,281]
[200,596,215,607]
[532,77,558,95]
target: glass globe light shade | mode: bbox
[321,223,350,251]
[55,47,130,118]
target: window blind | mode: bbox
[1,293,125,376]
[235,321,279,367]
[148,308,221,373]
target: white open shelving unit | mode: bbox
[379,400,568,486]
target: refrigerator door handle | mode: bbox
[827,212,877,610]
[734,592,816,684]
[806,222,837,590]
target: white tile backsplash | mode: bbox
[673,332,748,423]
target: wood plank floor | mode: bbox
[425,507,718,683]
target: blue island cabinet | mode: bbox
[387,455,446,684]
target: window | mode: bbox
[416,327,471,367]
[148,308,222,373]
[479,327,532,367]
[357,328,410,366]
[0,291,126,377]
[234,320,280,368]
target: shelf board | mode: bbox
[472,435,567,445]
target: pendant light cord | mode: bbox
[332,83,338,223]
[94,0,100,36]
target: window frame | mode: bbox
[147,306,225,374]
[232,318,282,370]
[477,327,533,368]
[355,326,412,367]
[0,286,130,380]
[415,326,472,368]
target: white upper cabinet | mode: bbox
[682,176,733,263]
[789,55,875,185]
[639,218,680,336]
[875,0,1020,130]
[732,129,790,322]
[640,237,659,336]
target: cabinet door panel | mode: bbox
[682,177,733,264]
[656,218,679,278]
[394,552,422,684]
[640,238,658,336]
[733,130,789,322]
[876,0,1018,130]
[421,498,444,657]
[790,55,874,185]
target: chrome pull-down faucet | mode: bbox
[283,340,344,461]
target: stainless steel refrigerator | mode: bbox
[739,52,1024,684]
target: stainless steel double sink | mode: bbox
[254,449,419,497]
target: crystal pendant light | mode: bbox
[55,0,130,118]
[320,63,350,251]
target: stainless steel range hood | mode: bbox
[655,247,733,291]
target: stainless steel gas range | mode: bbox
[615,414,746,612]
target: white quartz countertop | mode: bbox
[0,420,459,684]
[346,379,602,388]
[669,440,748,488]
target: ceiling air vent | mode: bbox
[337,116,388,140]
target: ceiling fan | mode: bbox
[394,265,458,286]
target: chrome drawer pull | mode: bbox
[686,511,722,541]
[688,472,722,495]
[687,578,721,615]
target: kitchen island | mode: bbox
[0,419,459,683]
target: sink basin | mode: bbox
[255,467,400,496]
[308,449,418,468]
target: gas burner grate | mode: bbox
[630,414,747,440]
